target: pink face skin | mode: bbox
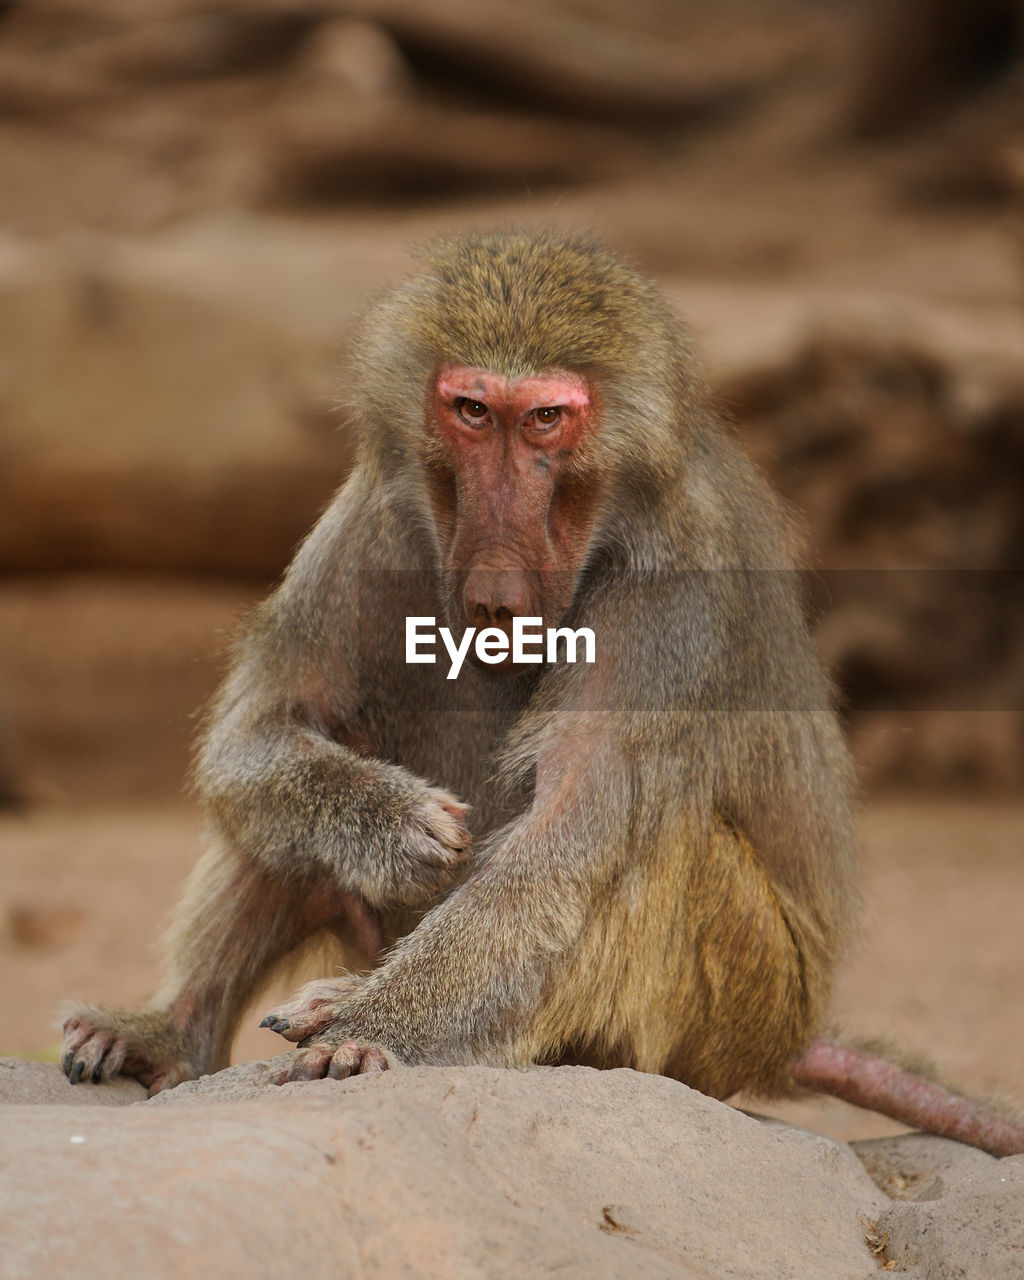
[435,367,592,443]
[429,364,600,668]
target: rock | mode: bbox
[6,1054,1022,1276]
[853,1131,999,1200]
[0,1057,888,1280]
[0,1058,144,1106]
[876,1155,1024,1278]
[6,901,86,949]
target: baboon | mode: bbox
[61,229,1024,1157]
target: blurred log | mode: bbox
[0,232,369,579]
[0,710,26,810]
[0,0,764,127]
[0,463,343,580]
[0,575,261,803]
[848,0,1024,210]
[722,333,1024,791]
[0,1,766,225]
[0,57,113,120]
[0,9,326,121]
[260,99,651,204]
[340,0,756,124]
[851,710,1024,792]
[851,0,1023,136]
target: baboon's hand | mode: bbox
[385,782,470,906]
[60,1004,197,1095]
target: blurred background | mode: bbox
[1,0,1022,1130]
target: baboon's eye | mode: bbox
[457,399,490,426]
[532,407,562,430]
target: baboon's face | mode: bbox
[427,365,600,672]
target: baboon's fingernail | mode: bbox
[69,1060,86,1084]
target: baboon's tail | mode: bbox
[791,1037,1024,1158]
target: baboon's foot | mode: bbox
[259,977,362,1043]
[275,1039,391,1084]
[61,1004,198,1095]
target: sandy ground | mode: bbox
[1,795,1021,1141]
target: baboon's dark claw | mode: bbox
[62,1051,75,1077]
[258,1014,276,1029]
[69,1059,86,1085]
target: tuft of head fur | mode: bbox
[401,229,682,377]
[346,229,701,491]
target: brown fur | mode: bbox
[62,229,855,1104]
